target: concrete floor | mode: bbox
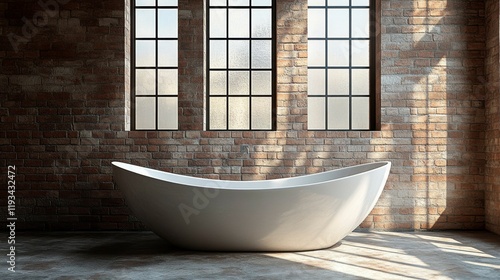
[2,231,499,279]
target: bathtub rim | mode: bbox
[112,161,391,190]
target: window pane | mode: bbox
[135,41,156,67]
[158,9,178,38]
[251,71,272,95]
[229,97,249,129]
[308,9,325,38]
[252,97,272,129]
[352,97,369,129]
[352,69,369,95]
[308,69,326,95]
[158,0,178,6]
[229,9,250,38]
[135,9,156,38]
[252,40,272,69]
[210,97,227,129]
[328,97,349,130]
[252,0,272,6]
[210,9,227,38]
[210,71,227,95]
[351,40,369,66]
[308,40,325,66]
[328,9,349,38]
[135,69,156,95]
[210,40,227,68]
[328,0,349,6]
[308,97,326,130]
[229,71,250,95]
[352,0,370,6]
[158,97,178,129]
[158,69,178,95]
[158,40,178,67]
[252,9,272,38]
[231,0,250,6]
[328,40,349,66]
[308,0,325,6]
[136,0,155,6]
[328,69,349,95]
[136,97,156,129]
[352,9,369,38]
[210,0,226,6]
[229,40,249,68]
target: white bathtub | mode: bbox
[112,161,391,252]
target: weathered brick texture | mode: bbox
[0,0,494,232]
[485,0,500,235]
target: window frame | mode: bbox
[131,0,179,131]
[205,0,277,131]
[307,0,381,131]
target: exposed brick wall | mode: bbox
[485,0,500,235]
[0,0,490,231]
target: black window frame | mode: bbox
[307,0,381,131]
[206,0,277,131]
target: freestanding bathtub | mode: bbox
[112,161,391,252]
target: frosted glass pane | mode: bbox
[308,69,325,95]
[252,0,272,6]
[251,40,271,69]
[210,0,226,5]
[308,9,325,38]
[328,69,349,95]
[229,9,249,38]
[158,97,178,129]
[210,71,227,95]
[352,97,370,129]
[229,71,250,95]
[352,40,369,66]
[136,9,156,38]
[135,69,156,95]
[136,0,155,6]
[308,0,325,6]
[352,9,369,38]
[210,9,227,38]
[135,41,156,67]
[231,0,249,6]
[158,69,178,95]
[352,0,370,6]
[308,40,325,66]
[252,97,271,129]
[328,0,349,6]
[158,0,178,6]
[158,41,178,67]
[229,40,249,68]
[251,71,272,95]
[308,97,326,130]
[328,40,349,66]
[229,97,249,129]
[210,97,227,130]
[252,9,271,38]
[136,97,156,129]
[328,9,349,38]
[328,97,349,130]
[352,69,369,95]
[158,9,178,38]
[210,40,227,68]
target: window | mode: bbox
[307,0,380,130]
[132,0,178,130]
[206,0,276,130]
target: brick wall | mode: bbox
[485,0,500,235]
[0,0,490,231]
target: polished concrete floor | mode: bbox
[2,231,499,279]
